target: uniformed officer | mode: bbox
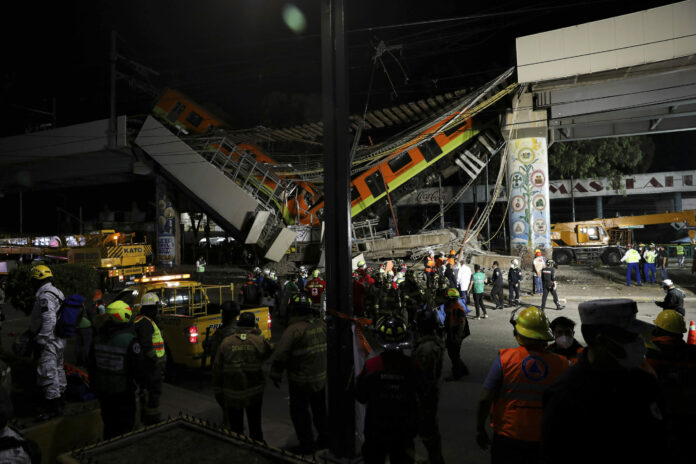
[134,293,166,425]
[476,306,568,463]
[643,244,658,284]
[28,265,67,419]
[646,310,696,462]
[620,243,642,286]
[541,260,565,311]
[270,294,328,454]
[507,260,522,306]
[213,312,272,441]
[88,300,143,439]
[356,316,426,464]
[412,310,446,464]
[206,301,240,363]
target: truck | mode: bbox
[0,230,154,291]
[550,210,696,265]
[111,274,272,369]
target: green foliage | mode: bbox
[5,264,100,315]
[549,136,655,190]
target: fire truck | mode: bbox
[0,230,154,291]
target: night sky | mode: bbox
[1,0,694,234]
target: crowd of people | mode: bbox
[6,253,694,463]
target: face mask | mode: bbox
[555,335,573,349]
[606,336,646,369]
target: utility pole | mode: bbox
[321,0,355,459]
[570,176,576,222]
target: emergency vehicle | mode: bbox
[112,274,271,368]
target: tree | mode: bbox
[548,136,654,189]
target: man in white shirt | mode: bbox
[456,260,472,301]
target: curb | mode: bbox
[520,295,657,303]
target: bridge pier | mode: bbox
[504,92,551,263]
[156,176,181,267]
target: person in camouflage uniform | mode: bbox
[412,309,446,464]
[399,270,426,325]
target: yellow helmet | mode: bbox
[106,300,133,323]
[654,310,687,334]
[447,288,460,299]
[514,306,553,341]
[31,265,53,280]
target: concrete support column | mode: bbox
[674,192,683,211]
[156,176,180,267]
[596,196,604,218]
[503,92,550,263]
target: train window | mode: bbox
[387,151,413,173]
[350,186,360,203]
[418,139,443,162]
[167,102,186,122]
[365,170,386,198]
[186,111,203,128]
[443,119,469,137]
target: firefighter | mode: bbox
[399,270,426,325]
[134,292,166,425]
[213,311,272,441]
[89,301,143,439]
[443,288,470,380]
[646,309,696,460]
[238,273,261,306]
[28,265,67,419]
[270,294,328,454]
[206,301,240,363]
[476,306,568,462]
[412,310,446,464]
[356,315,426,464]
[296,266,308,292]
[424,251,437,289]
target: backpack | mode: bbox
[0,435,42,464]
[48,292,86,339]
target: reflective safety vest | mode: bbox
[447,257,455,266]
[93,331,136,394]
[491,346,569,442]
[134,315,165,360]
[644,250,657,264]
[624,249,641,263]
[425,257,436,273]
[676,246,685,255]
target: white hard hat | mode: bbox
[662,279,674,287]
[263,268,270,275]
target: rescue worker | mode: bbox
[507,260,522,306]
[644,243,658,284]
[540,260,565,311]
[620,243,642,286]
[28,265,67,419]
[196,255,206,282]
[542,299,666,464]
[206,301,240,363]
[676,243,685,267]
[443,288,470,380]
[89,301,143,439]
[356,316,426,464]
[296,266,308,292]
[400,270,426,325]
[365,273,386,323]
[654,279,685,316]
[270,294,328,454]
[447,249,457,267]
[546,316,583,364]
[468,264,487,320]
[260,269,279,315]
[532,250,545,294]
[646,310,696,462]
[238,273,261,306]
[424,251,437,289]
[489,261,504,309]
[305,269,326,308]
[412,310,446,464]
[74,289,103,366]
[133,292,166,425]
[213,311,272,441]
[435,252,446,273]
[476,306,568,463]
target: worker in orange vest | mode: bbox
[475,306,568,462]
[447,249,457,267]
[423,251,437,289]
